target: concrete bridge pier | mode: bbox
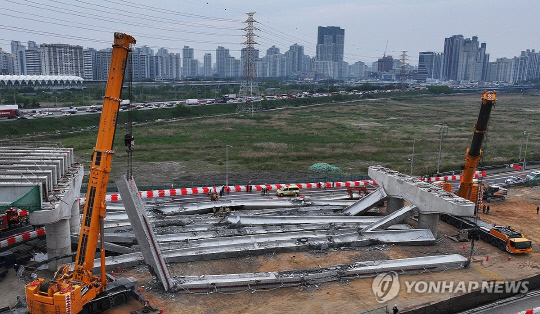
[418,213,440,238]
[386,197,404,214]
[45,219,72,268]
[69,201,81,234]
[29,164,84,270]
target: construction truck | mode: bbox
[0,208,29,232]
[441,214,532,254]
[24,33,152,314]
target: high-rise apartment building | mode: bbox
[512,49,539,83]
[442,35,464,81]
[40,44,84,76]
[316,26,345,78]
[456,36,488,82]
[417,52,442,82]
[203,53,212,77]
[95,48,112,81]
[286,44,305,74]
[182,46,198,78]
[378,55,393,73]
[11,41,26,75]
[442,35,489,82]
[0,48,15,75]
[83,48,97,80]
[25,41,41,75]
[216,46,229,78]
[487,57,514,83]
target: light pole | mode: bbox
[437,124,447,174]
[410,138,416,176]
[226,145,233,187]
[523,132,529,170]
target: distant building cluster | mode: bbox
[0,28,539,85]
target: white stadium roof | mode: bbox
[0,75,84,84]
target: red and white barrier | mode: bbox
[80,180,378,204]
[515,308,540,314]
[0,227,45,249]
[420,171,486,183]
[78,171,487,205]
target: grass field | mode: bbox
[4,92,539,186]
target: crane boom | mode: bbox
[26,33,136,314]
[457,91,495,200]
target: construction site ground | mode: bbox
[2,185,540,313]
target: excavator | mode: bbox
[24,33,150,314]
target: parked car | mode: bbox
[276,184,300,197]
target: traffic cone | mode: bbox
[508,256,512,261]
[111,271,114,277]
[486,256,489,261]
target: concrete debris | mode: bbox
[155,199,315,216]
[170,254,468,293]
[361,204,417,233]
[226,215,381,225]
[342,187,387,216]
[94,229,435,272]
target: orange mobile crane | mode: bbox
[25,33,148,314]
[456,91,496,205]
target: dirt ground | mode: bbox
[102,185,540,314]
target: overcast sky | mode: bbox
[1,0,539,65]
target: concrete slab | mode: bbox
[368,166,475,216]
[116,175,175,292]
[171,254,468,293]
[342,187,387,216]
[94,229,436,271]
[226,215,382,225]
[361,204,417,233]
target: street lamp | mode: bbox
[410,138,416,176]
[437,124,448,174]
[226,145,233,187]
[523,132,529,170]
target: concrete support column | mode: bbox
[386,197,404,214]
[46,219,72,269]
[69,201,81,234]
[418,212,440,238]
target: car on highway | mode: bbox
[505,176,525,186]
[526,171,540,185]
[276,184,300,197]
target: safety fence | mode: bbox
[79,171,488,204]
[0,227,45,249]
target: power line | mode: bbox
[7,0,241,31]
[0,10,241,46]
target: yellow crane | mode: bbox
[25,33,145,314]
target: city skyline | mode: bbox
[1,0,540,65]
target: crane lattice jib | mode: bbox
[458,91,495,199]
[74,33,136,283]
